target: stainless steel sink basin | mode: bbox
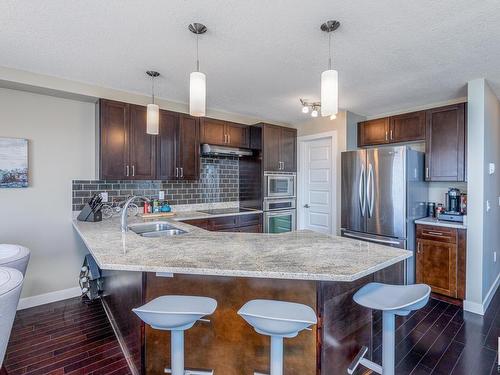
[128,222,187,237]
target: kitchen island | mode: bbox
[73,215,411,375]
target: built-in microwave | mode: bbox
[264,172,296,198]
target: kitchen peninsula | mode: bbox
[73,215,411,375]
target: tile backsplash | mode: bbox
[72,156,239,211]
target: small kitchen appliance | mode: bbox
[439,188,464,223]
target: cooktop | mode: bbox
[198,208,255,215]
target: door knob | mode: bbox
[304,204,310,208]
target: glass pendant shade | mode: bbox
[146,103,159,135]
[321,69,338,117]
[190,71,206,117]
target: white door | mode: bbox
[301,137,334,234]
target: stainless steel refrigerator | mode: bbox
[341,146,428,284]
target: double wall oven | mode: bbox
[263,172,296,233]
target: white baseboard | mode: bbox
[463,272,500,315]
[17,286,82,310]
[482,272,500,313]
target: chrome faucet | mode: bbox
[121,196,150,232]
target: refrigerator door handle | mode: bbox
[359,165,366,216]
[367,163,375,217]
[343,231,402,246]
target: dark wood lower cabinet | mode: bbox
[182,213,263,233]
[416,224,466,299]
[101,262,405,375]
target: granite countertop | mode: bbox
[414,216,467,230]
[73,215,412,282]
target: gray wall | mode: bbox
[0,88,95,298]
[466,78,500,311]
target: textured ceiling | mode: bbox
[1,0,499,124]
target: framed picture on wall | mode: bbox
[0,137,29,188]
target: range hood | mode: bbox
[201,144,253,157]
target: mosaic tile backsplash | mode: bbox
[72,156,239,211]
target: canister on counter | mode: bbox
[427,202,436,217]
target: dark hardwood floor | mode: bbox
[3,289,499,375]
[3,297,131,375]
[372,288,500,375]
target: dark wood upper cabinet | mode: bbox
[226,122,250,148]
[128,105,156,179]
[262,124,297,172]
[200,118,250,148]
[157,111,199,180]
[156,110,178,180]
[425,103,466,181]
[100,99,200,181]
[177,115,199,180]
[200,118,226,146]
[263,125,282,171]
[100,100,156,180]
[390,111,426,143]
[99,100,129,180]
[358,118,390,146]
[280,127,297,172]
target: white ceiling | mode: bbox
[1,0,499,124]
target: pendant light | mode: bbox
[188,23,207,117]
[146,71,160,135]
[320,20,340,117]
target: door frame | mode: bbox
[297,131,338,235]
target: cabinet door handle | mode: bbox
[132,165,135,177]
[126,165,129,177]
[385,131,388,141]
[390,130,393,140]
[175,167,179,178]
[428,231,444,236]
[426,167,430,179]
[180,167,184,178]
[417,242,421,253]
[224,134,228,143]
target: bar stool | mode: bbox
[0,244,30,276]
[0,267,24,369]
[348,283,431,375]
[238,299,317,375]
[133,295,217,375]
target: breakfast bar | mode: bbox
[73,216,411,375]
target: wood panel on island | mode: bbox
[99,99,199,180]
[357,103,466,182]
[416,224,466,300]
[101,263,404,375]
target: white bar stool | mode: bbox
[133,295,217,375]
[0,267,24,369]
[348,283,431,375]
[238,299,317,375]
[0,244,30,276]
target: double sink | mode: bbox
[128,222,187,238]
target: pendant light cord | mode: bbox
[151,75,155,104]
[328,32,333,70]
[196,34,200,72]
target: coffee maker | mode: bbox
[439,188,464,222]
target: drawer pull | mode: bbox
[427,231,444,236]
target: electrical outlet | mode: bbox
[159,191,165,200]
[100,192,108,202]
[488,162,495,174]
